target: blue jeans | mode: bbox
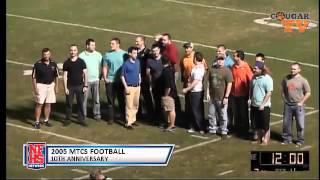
[208,99,228,134]
[83,81,101,119]
[282,103,305,144]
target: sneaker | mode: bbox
[187,129,195,133]
[164,127,175,132]
[43,121,52,127]
[221,134,228,139]
[107,120,113,125]
[208,130,216,134]
[127,126,134,130]
[132,122,139,126]
[295,142,303,147]
[253,134,258,141]
[281,141,292,145]
[94,116,101,121]
[260,141,268,146]
[158,123,166,129]
[199,131,205,135]
[34,122,40,129]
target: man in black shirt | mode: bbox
[32,48,59,129]
[63,44,88,125]
[135,35,152,121]
[160,57,177,132]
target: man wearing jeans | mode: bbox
[206,56,233,138]
[63,44,88,126]
[121,47,141,130]
[79,38,102,120]
[281,62,311,147]
[102,38,127,124]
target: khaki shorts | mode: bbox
[161,96,175,112]
[34,83,56,104]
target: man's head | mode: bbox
[135,36,146,49]
[216,44,227,57]
[128,46,138,60]
[110,37,121,51]
[151,44,161,58]
[183,42,194,56]
[86,38,96,52]
[69,44,78,58]
[233,50,245,64]
[253,61,264,76]
[154,33,163,42]
[255,52,265,63]
[215,55,225,67]
[162,33,172,45]
[41,48,51,61]
[89,169,106,180]
[193,51,203,65]
[291,62,301,76]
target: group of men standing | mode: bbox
[31,33,311,146]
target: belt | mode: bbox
[127,84,140,87]
[39,82,53,85]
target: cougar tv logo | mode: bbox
[23,142,46,170]
[271,12,311,32]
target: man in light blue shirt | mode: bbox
[102,37,128,124]
[79,38,102,120]
[249,61,273,145]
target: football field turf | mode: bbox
[6,0,319,179]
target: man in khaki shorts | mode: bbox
[160,56,177,132]
[32,48,59,129]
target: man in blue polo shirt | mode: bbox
[79,38,102,120]
[121,46,141,130]
[102,37,127,124]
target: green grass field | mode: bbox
[6,0,319,179]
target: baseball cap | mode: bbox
[183,42,194,48]
[254,61,264,70]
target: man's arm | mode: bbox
[63,71,69,95]
[31,67,38,95]
[298,92,311,106]
[259,91,272,110]
[146,68,151,84]
[183,79,200,93]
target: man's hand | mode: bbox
[206,94,210,102]
[248,99,251,106]
[223,98,228,105]
[297,102,303,107]
[182,88,188,94]
[34,88,39,95]
[65,88,69,95]
[259,105,264,111]
[83,86,88,93]
[104,78,111,84]
[125,87,130,95]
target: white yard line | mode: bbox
[190,134,209,140]
[306,109,319,115]
[6,122,96,144]
[6,13,319,68]
[300,145,312,150]
[217,170,234,176]
[162,0,319,23]
[71,169,89,174]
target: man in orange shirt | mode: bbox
[180,42,208,130]
[230,50,253,137]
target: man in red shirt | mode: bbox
[162,33,179,75]
[230,50,253,137]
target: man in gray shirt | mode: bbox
[281,62,311,147]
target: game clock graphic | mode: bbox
[251,151,310,171]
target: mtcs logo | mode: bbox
[271,12,311,32]
[23,142,46,170]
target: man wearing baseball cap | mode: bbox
[180,42,208,129]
